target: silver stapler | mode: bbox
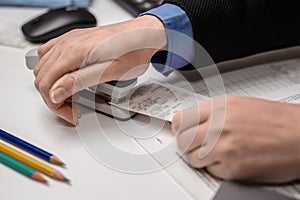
[25,48,136,120]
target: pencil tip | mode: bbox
[50,156,66,167]
[60,163,67,169]
[43,180,50,186]
[64,178,72,185]
[32,172,48,184]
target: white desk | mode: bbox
[0,1,193,199]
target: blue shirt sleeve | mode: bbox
[140,3,195,75]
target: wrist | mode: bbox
[131,15,167,49]
[136,15,165,28]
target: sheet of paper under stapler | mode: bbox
[25,48,136,120]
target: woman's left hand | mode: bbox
[172,96,300,183]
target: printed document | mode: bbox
[114,58,300,200]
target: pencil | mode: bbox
[0,129,65,167]
[0,152,47,184]
[0,142,70,183]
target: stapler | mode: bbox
[25,48,136,120]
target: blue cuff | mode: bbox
[140,3,195,75]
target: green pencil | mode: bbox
[0,152,47,184]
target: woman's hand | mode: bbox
[34,15,167,125]
[172,96,300,183]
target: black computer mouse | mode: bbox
[21,7,97,43]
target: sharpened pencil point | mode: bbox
[32,172,48,184]
[64,178,72,185]
[52,170,70,184]
[50,155,66,167]
[60,162,67,169]
[43,180,50,186]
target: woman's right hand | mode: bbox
[34,15,167,125]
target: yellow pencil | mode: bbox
[0,141,69,183]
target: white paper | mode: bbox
[113,58,300,200]
[112,82,208,122]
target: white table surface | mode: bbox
[0,1,193,199]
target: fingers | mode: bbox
[186,147,217,169]
[51,102,80,126]
[49,60,113,104]
[174,99,224,171]
[177,123,209,153]
[38,37,58,59]
[34,29,90,90]
[205,163,228,180]
[34,47,58,77]
[35,59,99,125]
[33,30,92,126]
[32,22,166,126]
[34,47,87,116]
[172,100,211,134]
[34,38,59,76]
[35,47,81,87]
[44,57,145,124]
[49,55,146,105]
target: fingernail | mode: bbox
[51,87,68,104]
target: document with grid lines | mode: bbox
[114,57,300,200]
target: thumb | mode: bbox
[49,61,113,104]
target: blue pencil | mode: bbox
[0,129,65,167]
